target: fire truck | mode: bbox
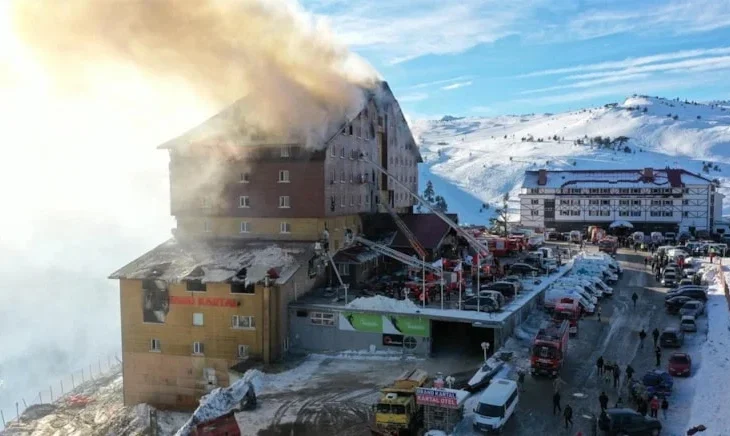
[598,237,618,255]
[552,300,581,337]
[530,320,570,377]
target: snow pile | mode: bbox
[411,95,730,224]
[346,295,420,312]
[175,369,263,436]
[315,348,420,361]
[687,265,730,436]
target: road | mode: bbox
[462,246,706,436]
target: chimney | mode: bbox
[643,167,654,181]
[537,169,547,186]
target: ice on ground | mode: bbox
[687,264,730,436]
[313,348,421,361]
[346,295,420,311]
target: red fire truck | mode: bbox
[598,237,618,255]
[552,300,581,337]
[530,320,570,377]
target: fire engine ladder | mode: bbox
[353,236,440,275]
[378,201,427,260]
[364,156,490,258]
[325,252,347,289]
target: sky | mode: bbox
[304,0,730,118]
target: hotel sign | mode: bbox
[415,388,459,408]
[169,296,239,307]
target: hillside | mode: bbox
[411,96,730,225]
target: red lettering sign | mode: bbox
[169,296,238,307]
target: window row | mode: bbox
[149,339,250,358]
[237,196,291,209]
[203,220,291,234]
[237,170,290,184]
[330,194,371,208]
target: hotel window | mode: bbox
[365,195,370,204]
[341,195,346,207]
[571,210,581,216]
[240,221,250,233]
[531,210,539,216]
[203,220,211,233]
[651,200,662,206]
[231,315,256,329]
[348,124,353,135]
[278,170,290,183]
[683,199,690,205]
[186,280,206,292]
[529,188,539,194]
[651,188,660,194]
[632,200,641,206]
[280,146,290,158]
[619,188,629,194]
[630,210,641,217]
[650,211,662,217]
[531,199,539,205]
[280,222,291,234]
[330,169,335,183]
[663,200,673,206]
[601,200,610,205]
[239,196,250,208]
[340,171,346,183]
[340,147,345,158]
[310,312,335,326]
[619,211,629,217]
[240,172,250,183]
[631,188,641,194]
[683,211,690,217]
[238,345,250,358]
[589,200,599,206]
[589,188,599,194]
[279,196,290,208]
[619,200,630,206]
[337,263,350,276]
[599,188,610,194]
[662,210,673,217]
[350,195,355,206]
[193,313,204,326]
[331,145,337,157]
[192,342,204,355]
[150,339,161,352]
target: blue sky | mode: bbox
[304,0,730,118]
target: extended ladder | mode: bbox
[379,201,427,260]
[354,236,440,275]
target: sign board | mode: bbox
[415,388,459,408]
[382,334,404,346]
[339,313,431,337]
[339,312,383,333]
[169,296,238,308]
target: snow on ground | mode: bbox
[410,96,730,224]
[346,294,420,311]
[687,262,730,436]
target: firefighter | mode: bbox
[613,365,621,388]
[553,391,562,415]
[652,328,660,347]
[631,292,639,308]
[596,356,605,376]
[599,391,609,411]
[563,404,573,428]
[639,329,647,349]
[625,364,635,382]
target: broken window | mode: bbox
[186,280,207,292]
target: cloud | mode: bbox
[399,92,429,102]
[565,55,730,81]
[519,73,650,95]
[441,81,473,91]
[519,47,730,78]
[407,75,474,89]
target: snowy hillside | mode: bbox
[411,96,730,225]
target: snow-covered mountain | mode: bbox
[411,96,730,225]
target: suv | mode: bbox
[507,263,539,276]
[659,327,685,348]
[598,408,662,435]
[665,287,708,302]
[482,281,518,298]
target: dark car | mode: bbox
[598,408,662,436]
[665,287,708,302]
[664,295,694,314]
[461,296,499,313]
[507,263,539,276]
[659,327,684,348]
[641,370,674,397]
[668,352,692,377]
[482,281,518,298]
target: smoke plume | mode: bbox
[11,0,380,148]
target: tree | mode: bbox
[614,136,629,147]
[489,193,510,236]
[434,195,448,212]
[423,180,435,203]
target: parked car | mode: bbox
[665,295,694,314]
[665,287,708,302]
[668,352,692,377]
[641,370,674,397]
[677,278,694,287]
[598,408,662,436]
[661,271,678,287]
[482,281,518,298]
[679,300,704,318]
[659,327,684,348]
[507,263,539,276]
[499,276,523,293]
[461,296,499,313]
[680,315,698,332]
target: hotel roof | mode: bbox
[522,168,713,190]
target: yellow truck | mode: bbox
[371,369,428,436]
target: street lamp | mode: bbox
[445,375,455,389]
[481,341,490,363]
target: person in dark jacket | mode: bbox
[625,364,635,381]
[661,397,669,418]
[599,391,609,411]
[632,292,639,308]
[639,329,647,349]
[553,391,562,415]
[596,356,605,375]
[613,365,621,388]
[655,346,662,367]
[637,398,648,416]
[652,328,660,347]
[563,404,573,428]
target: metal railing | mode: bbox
[0,352,122,430]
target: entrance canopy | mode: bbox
[609,220,634,229]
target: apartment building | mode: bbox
[110,81,421,410]
[519,168,723,233]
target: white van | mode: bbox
[473,378,519,433]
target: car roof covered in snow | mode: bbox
[109,238,312,285]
